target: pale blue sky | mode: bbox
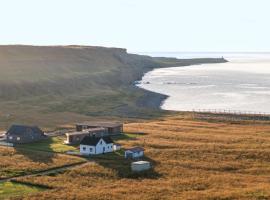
[0,0,269,52]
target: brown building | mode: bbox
[65,127,106,145]
[76,122,123,135]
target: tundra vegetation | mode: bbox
[8,114,270,200]
[0,146,85,179]
[0,182,44,199]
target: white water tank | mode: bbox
[131,161,151,172]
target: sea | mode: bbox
[136,52,270,113]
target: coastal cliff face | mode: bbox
[0,45,227,127]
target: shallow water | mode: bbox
[138,53,270,113]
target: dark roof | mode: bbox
[76,121,123,128]
[126,147,144,153]
[6,125,44,136]
[80,136,114,146]
[66,127,105,136]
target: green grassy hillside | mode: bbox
[0,45,227,129]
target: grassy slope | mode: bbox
[0,45,227,129]
[0,182,44,199]
[0,146,84,179]
[16,115,270,200]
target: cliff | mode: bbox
[0,45,227,127]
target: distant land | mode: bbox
[0,45,227,129]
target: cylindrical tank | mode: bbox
[131,161,151,172]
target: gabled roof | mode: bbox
[126,147,144,153]
[80,136,114,146]
[6,125,44,136]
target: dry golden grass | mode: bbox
[0,147,84,179]
[16,115,270,199]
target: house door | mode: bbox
[103,147,105,153]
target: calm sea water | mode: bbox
[137,52,270,113]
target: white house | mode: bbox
[80,136,114,155]
[125,147,144,159]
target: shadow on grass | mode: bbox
[124,132,148,136]
[90,151,161,179]
[111,134,137,141]
[14,138,56,163]
[111,132,148,142]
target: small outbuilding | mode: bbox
[80,136,114,155]
[6,125,46,144]
[125,147,144,159]
[131,161,151,172]
[113,143,121,151]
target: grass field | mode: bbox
[17,134,138,153]
[13,115,270,199]
[18,136,78,153]
[0,146,85,179]
[0,182,44,199]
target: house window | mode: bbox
[9,136,13,140]
[17,137,20,141]
[83,147,86,151]
[100,141,102,144]
[89,148,93,152]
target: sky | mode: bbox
[0,0,269,52]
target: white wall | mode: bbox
[95,139,113,154]
[80,144,96,155]
[113,145,121,151]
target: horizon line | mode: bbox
[0,44,269,54]
[135,51,270,54]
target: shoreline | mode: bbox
[133,58,228,112]
[136,56,270,115]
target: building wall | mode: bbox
[113,145,121,151]
[67,133,89,144]
[80,144,96,155]
[95,139,113,154]
[89,130,109,138]
[108,126,123,134]
[6,133,45,144]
